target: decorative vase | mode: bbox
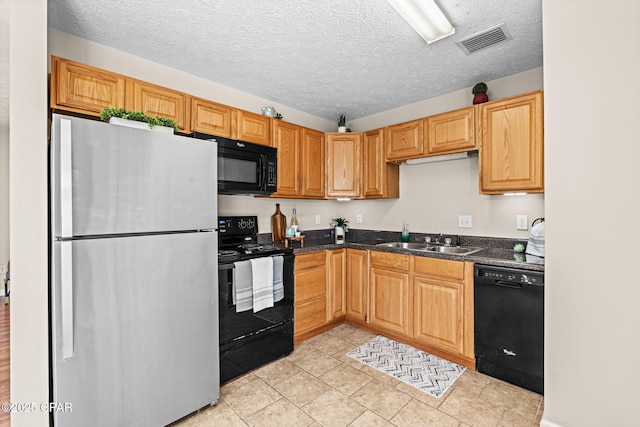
[472,92,489,105]
[108,117,174,134]
[271,204,287,243]
[337,126,346,133]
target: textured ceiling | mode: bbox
[47,0,542,122]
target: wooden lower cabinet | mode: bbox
[294,252,327,341]
[412,257,475,364]
[346,248,368,322]
[368,252,412,337]
[343,251,475,369]
[294,249,345,342]
[328,249,346,320]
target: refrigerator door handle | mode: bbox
[60,241,74,359]
[60,118,73,238]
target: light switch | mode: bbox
[315,215,321,225]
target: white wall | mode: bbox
[0,0,9,272]
[9,0,50,426]
[542,0,640,426]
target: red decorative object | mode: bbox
[473,92,489,104]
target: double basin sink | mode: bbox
[376,241,483,256]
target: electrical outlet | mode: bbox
[315,215,321,225]
[356,214,363,224]
[517,215,529,230]
[458,215,472,228]
[0,266,4,274]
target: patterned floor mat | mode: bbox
[347,335,466,398]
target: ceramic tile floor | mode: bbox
[172,324,544,427]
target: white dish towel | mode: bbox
[233,260,253,313]
[250,257,274,313]
[272,255,284,302]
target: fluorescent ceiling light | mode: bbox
[386,0,455,44]
[405,151,475,165]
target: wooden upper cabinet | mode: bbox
[50,56,126,116]
[363,128,399,198]
[271,120,300,197]
[385,119,424,161]
[191,97,236,138]
[237,110,271,146]
[426,106,476,155]
[479,91,544,194]
[326,133,362,198]
[300,128,326,198]
[128,80,188,132]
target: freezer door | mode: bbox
[51,114,217,237]
[51,232,219,427]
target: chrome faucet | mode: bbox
[435,233,443,244]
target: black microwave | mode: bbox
[194,133,277,195]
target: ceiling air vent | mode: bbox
[456,23,513,55]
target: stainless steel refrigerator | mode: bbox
[50,114,219,426]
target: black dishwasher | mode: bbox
[474,265,544,394]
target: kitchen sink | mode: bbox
[425,245,483,255]
[376,241,483,256]
[376,242,431,250]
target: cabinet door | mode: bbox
[479,91,544,194]
[129,80,188,132]
[51,56,126,116]
[300,128,326,198]
[385,119,424,161]
[191,97,236,138]
[272,120,300,197]
[328,249,346,320]
[294,252,327,336]
[346,249,368,322]
[326,133,362,198]
[413,276,464,355]
[363,128,399,198]
[237,110,271,146]
[369,267,411,336]
[426,106,476,155]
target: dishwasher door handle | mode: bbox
[495,280,522,289]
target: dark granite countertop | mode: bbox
[268,229,544,272]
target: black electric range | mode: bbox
[216,216,294,383]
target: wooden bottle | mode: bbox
[271,204,287,243]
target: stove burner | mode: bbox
[239,243,263,254]
[218,250,239,257]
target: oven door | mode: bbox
[217,254,294,345]
[217,253,294,383]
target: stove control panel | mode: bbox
[218,216,258,235]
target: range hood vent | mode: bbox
[456,23,513,55]
[404,150,478,165]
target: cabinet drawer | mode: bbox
[295,267,327,302]
[295,298,327,334]
[413,256,465,281]
[370,251,409,271]
[295,251,326,271]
